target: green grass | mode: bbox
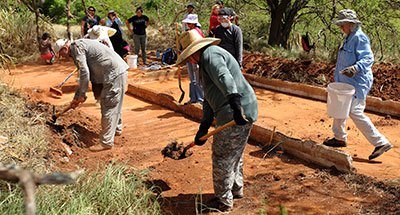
[0,164,161,215]
[0,84,161,214]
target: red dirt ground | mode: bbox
[2,56,399,214]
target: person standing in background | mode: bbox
[81,6,101,37]
[213,8,243,67]
[126,7,149,65]
[107,10,130,58]
[182,3,195,31]
[323,9,393,160]
[39,32,55,65]
[181,14,204,104]
[208,4,220,37]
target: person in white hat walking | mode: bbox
[323,9,393,160]
[56,39,129,151]
[181,14,204,104]
[176,30,258,212]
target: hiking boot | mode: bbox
[368,143,393,160]
[323,138,347,147]
[89,144,112,152]
[198,197,232,213]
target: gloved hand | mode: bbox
[340,66,357,78]
[71,96,86,109]
[228,93,248,126]
[194,124,209,146]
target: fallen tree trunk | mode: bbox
[0,164,82,215]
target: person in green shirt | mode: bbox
[176,29,258,212]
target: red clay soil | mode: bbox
[243,54,400,101]
[3,60,400,214]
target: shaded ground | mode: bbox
[243,54,400,101]
[2,58,399,214]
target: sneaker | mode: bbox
[368,143,393,160]
[198,197,232,213]
[323,138,347,147]
[89,144,112,152]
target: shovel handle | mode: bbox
[184,120,236,151]
[54,102,74,118]
[199,120,236,141]
[57,68,78,88]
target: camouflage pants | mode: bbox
[212,123,253,207]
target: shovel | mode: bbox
[162,120,236,160]
[50,68,78,97]
[51,102,75,123]
[177,67,185,103]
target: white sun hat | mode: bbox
[182,14,201,27]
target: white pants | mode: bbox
[332,98,389,147]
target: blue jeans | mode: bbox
[186,62,203,103]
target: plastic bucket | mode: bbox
[126,55,138,69]
[327,82,355,119]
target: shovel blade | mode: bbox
[50,87,63,96]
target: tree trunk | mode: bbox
[32,0,40,49]
[66,0,72,40]
[267,0,309,49]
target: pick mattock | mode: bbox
[161,120,236,160]
[174,23,185,103]
[51,102,75,124]
[49,68,78,97]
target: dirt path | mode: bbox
[3,62,399,214]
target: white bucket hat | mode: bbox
[333,9,361,25]
[54,38,69,53]
[175,29,220,65]
[182,14,201,27]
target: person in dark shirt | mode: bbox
[81,6,101,37]
[126,7,150,65]
[213,8,243,67]
[107,10,129,58]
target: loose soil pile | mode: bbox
[243,54,400,101]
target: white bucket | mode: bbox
[327,82,355,119]
[126,55,138,69]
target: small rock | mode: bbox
[347,126,351,130]
[60,156,70,163]
[320,119,325,122]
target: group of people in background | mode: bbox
[39,3,393,213]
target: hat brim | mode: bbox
[333,19,361,25]
[175,38,221,66]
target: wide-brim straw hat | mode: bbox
[175,30,220,65]
[333,9,361,25]
[88,25,116,40]
[54,38,69,53]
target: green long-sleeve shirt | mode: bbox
[199,45,258,126]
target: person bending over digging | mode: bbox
[176,30,258,212]
[39,33,55,64]
[55,39,129,151]
[323,9,393,160]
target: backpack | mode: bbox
[161,48,177,65]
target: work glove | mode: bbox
[228,93,248,126]
[71,96,86,109]
[340,66,357,78]
[194,124,209,146]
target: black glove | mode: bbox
[228,93,248,125]
[194,124,209,146]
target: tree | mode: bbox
[266,0,309,48]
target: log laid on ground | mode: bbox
[244,73,400,117]
[127,83,354,173]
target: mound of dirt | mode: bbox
[242,54,400,101]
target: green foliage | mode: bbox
[0,164,161,214]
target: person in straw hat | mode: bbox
[56,38,129,152]
[176,30,258,212]
[323,9,392,160]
